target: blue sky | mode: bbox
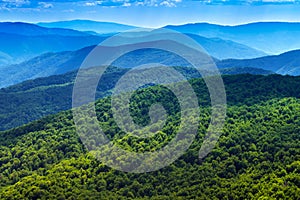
[1,0,300,27]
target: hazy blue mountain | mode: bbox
[0,22,108,65]
[0,32,106,66]
[0,45,95,88]
[0,51,13,66]
[217,49,300,75]
[0,21,266,67]
[0,32,268,88]
[37,20,138,34]
[165,22,300,54]
[0,43,193,88]
[186,34,267,59]
[0,22,90,36]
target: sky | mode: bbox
[1,0,300,27]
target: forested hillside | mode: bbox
[0,67,273,131]
[0,74,299,199]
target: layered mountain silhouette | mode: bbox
[0,31,268,88]
[217,50,300,75]
[0,32,105,66]
[2,21,300,89]
[165,22,300,54]
[0,22,102,65]
[0,22,268,67]
[0,46,94,88]
[0,22,90,36]
[37,20,138,34]
[185,34,267,59]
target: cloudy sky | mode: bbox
[1,0,300,27]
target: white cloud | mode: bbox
[85,1,103,6]
[1,0,298,10]
[195,0,300,5]
[84,0,182,7]
[122,2,131,6]
[1,0,30,7]
[160,0,176,7]
[38,2,53,8]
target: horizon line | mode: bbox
[2,19,300,28]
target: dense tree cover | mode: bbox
[0,74,299,199]
[0,67,296,131]
[0,66,129,131]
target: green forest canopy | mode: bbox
[0,74,299,199]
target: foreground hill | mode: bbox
[217,49,300,76]
[166,22,300,54]
[0,74,299,199]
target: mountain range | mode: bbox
[37,20,138,34]
[1,20,300,96]
[0,31,268,88]
[0,32,105,66]
[165,22,300,55]
[217,49,300,75]
[1,31,299,89]
[0,22,267,68]
[4,38,300,89]
[0,22,96,65]
[0,22,90,36]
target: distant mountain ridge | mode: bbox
[0,32,105,66]
[0,22,105,65]
[165,22,300,54]
[0,21,266,67]
[0,22,90,36]
[0,34,268,88]
[186,33,266,60]
[217,49,300,75]
[37,20,138,34]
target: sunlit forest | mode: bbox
[0,74,299,199]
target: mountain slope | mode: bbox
[0,45,95,88]
[165,22,300,54]
[0,71,292,132]
[37,20,138,34]
[217,49,300,75]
